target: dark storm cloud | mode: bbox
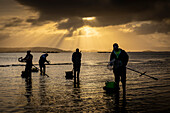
[4,17,23,27]
[0,17,24,30]
[16,0,170,34]
[26,16,50,26]
[57,17,84,35]
[134,21,170,34]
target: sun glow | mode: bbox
[74,26,99,37]
[82,17,96,21]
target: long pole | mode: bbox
[126,67,158,80]
[32,64,49,77]
[32,64,38,69]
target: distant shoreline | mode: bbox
[0,51,63,53]
[0,47,71,53]
[0,47,169,53]
[97,51,170,53]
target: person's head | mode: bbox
[45,53,48,57]
[27,50,31,54]
[113,43,119,51]
[76,48,79,53]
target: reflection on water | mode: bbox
[74,78,80,88]
[25,77,32,103]
[39,76,47,106]
[72,85,82,112]
[24,76,33,113]
[0,52,170,112]
[104,91,127,112]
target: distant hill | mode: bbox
[142,50,155,52]
[0,47,71,53]
[97,51,111,53]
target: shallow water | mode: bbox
[0,52,170,112]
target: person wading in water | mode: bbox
[23,50,33,77]
[72,48,82,86]
[39,53,50,75]
[109,43,129,95]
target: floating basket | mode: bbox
[31,67,39,72]
[65,71,73,79]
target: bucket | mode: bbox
[21,71,26,78]
[105,81,116,88]
[103,81,117,92]
[65,71,73,79]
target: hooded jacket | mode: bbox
[110,49,129,67]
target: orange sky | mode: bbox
[0,0,169,52]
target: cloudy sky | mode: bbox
[0,0,170,51]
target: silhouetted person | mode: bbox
[109,43,129,95]
[72,48,82,85]
[39,53,50,75]
[23,50,33,77]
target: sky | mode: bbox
[0,0,170,51]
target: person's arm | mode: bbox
[122,51,129,67]
[124,52,129,66]
[22,55,28,62]
[109,52,115,65]
[46,60,50,64]
[45,57,50,64]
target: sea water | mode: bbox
[0,52,170,112]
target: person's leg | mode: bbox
[74,65,77,84]
[43,64,46,75]
[77,64,81,85]
[121,67,126,96]
[25,64,32,78]
[114,69,120,90]
[77,70,80,84]
[39,63,43,75]
[28,66,32,77]
[122,80,126,97]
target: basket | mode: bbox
[31,67,39,72]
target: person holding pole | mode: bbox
[72,48,82,85]
[109,43,129,94]
[39,53,50,75]
[23,50,33,77]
